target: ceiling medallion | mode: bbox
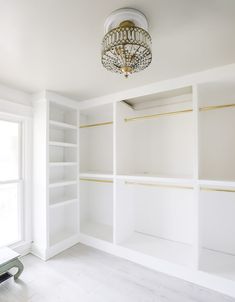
[101,8,152,78]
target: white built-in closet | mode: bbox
[33,70,235,298]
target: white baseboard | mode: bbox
[10,241,31,257]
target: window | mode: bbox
[0,119,22,247]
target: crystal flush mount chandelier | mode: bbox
[101,8,152,78]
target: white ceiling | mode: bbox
[0,0,235,101]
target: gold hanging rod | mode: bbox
[199,103,235,112]
[80,121,113,128]
[80,178,113,184]
[124,109,193,122]
[200,187,235,193]
[125,181,193,190]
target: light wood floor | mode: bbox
[0,244,234,302]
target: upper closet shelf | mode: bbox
[80,172,113,179]
[116,174,194,186]
[199,179,235,188]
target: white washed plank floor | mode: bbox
[0,244,234,302]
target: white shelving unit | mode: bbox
[78,70,235,298]
[32,92,79,260]
[32,66,235,298]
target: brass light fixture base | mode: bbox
[119,20,135,27]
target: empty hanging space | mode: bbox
[199,186,235,281]
[116,87,194,179]
[198,82,235,181]
[49,201,78,246]
[80,178,113,242]
[80,104,113,175]
[115,179,195,267]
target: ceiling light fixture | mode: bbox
[101,8,152,78]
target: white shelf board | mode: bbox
[49,180,77,188]
[49,120,77,130]
[199,179,235,189]
[80,221,113,243]
[200,248,235,282]
[50,198,77,209]
[116,173,194,185]
[120,232,194,267]
[50,230,77,247]
[50,162,77,167]
[49,141,77,148]
[80,172,114,179]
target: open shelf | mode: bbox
[116,173,193,185]
[49,183,77,206]
[50,198,77,209]
[50,120,77,146]
[49,180,77,188]
[116,179,194,267]
[116,87,194,178]
[49,202,77,246]
[49,120,77,130]
[199,179,235,188]
[49,102,77,127]
[80,178,113,242]
[80,103,113,174]
[49,141,77,148]
[80,172,113,180]
[50,145,77,163]
[198,82,235,181]
[49,165,77,184]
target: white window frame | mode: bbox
[0,112,32,252]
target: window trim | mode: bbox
[0,112,32,252]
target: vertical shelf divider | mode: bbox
[77,107,80,238]
[113,102,117,244]
[192,84,200,270]
[46,99,50,250]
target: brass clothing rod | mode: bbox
[124,109,193,122]
[199,103,235,112]
[125,181,193,190]
[80,121,113,128]
[80,178,113,184]
[200,187,235,193]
